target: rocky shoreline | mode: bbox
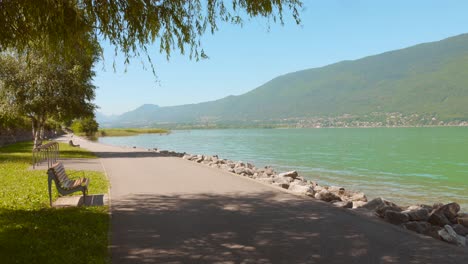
[151,148,468,248]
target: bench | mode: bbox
[47,162,89,206]
[69,140,80,147]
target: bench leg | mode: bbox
[82,188,87,206]
[48,177,53,207]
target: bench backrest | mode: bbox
[48,162,70,184]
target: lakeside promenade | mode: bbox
[61,135,468,263]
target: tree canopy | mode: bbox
[0,0,302,70]
[0,41,98,146]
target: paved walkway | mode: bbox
[60,135,468,263]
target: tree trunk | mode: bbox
[31,118,40,148]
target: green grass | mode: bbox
[0,141,109,263]
[98,128,169,137]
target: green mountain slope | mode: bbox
[113,33,468,127]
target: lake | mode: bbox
[99,127,468,210]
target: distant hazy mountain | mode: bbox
[95,111,118,124]
[103,34,468,127]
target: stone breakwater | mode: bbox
[175,152,468,248]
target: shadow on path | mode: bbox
[110,192,468,264]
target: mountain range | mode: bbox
[97,33,468,128]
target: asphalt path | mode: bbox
[63,135,468,264]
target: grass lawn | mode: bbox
[98,128,169,137]
[0,141,109,263]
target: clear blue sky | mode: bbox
[94,0,468,115]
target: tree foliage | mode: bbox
[0,43,98,146]
[0,0,302,71]
[71,117,99,136]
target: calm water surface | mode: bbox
[99,127,468,210]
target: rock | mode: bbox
[438,225,466,247]
[196,155,204,163]
[245,168,255,176]
[265,167,275,176]
[308,181,319,187]
[376,205,402,218]
[204,156,212,162]
[362,197,397,211]
[348,192,368,202]
[220,164,230,170]
[333,201,353,208]
[292,179,307,186]
[403,208,430,221]
[288,184,314,196]
[278,171,298,179]
[257,178,274,185]
[272,182,289,189]
[458,216,468,228]
[246,163,254,169]
[314,190,342,202]
[328,186,345,195]
[273,177,291,185]
[352,208,377,218]
[235,162,245,168]
[402,221,432,235]
[436,203,460,222]
[428,211,451,227]
[384,210,409,225]
[313,185,325,193]
[296,176,306,182]
[234,167,245,175]
[182,154,193,160]
[352,201,367,209]
[227,168,235,173]
[452,224,468,236]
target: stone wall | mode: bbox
[0,129,32,147]
[0,129,60,147]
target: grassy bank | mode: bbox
[98,128,169,137]
[0,141,109,263]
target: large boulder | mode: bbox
[352,201,368,209]
[438,225,466,247]
[436,203,460,223]
[314,190,342,202]
[403,208,430,221]
[376,205,402,218]
[288,183,314,197]
[428,211,451,227]
[361,197,397,211]
[278,171,298,179]
[384,210,409,225]
[457,215,468,228]
[348,192,368,202]
[402,221,432,235]
[452,224,468,236]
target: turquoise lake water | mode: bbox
[99,127,468,210]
